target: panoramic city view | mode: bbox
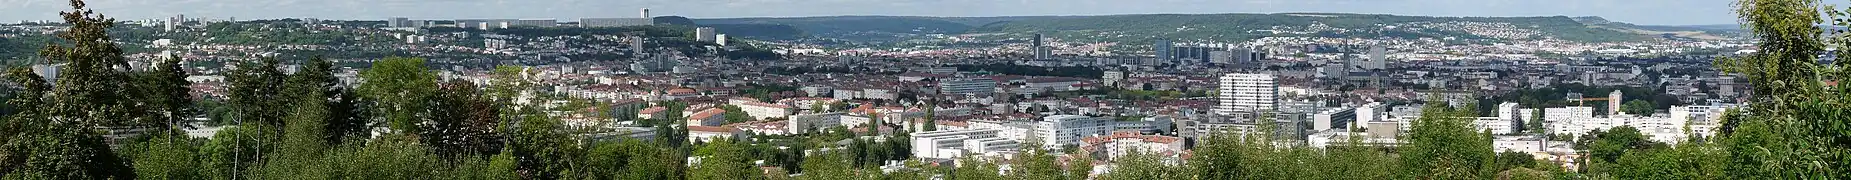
[0,0,1846,179]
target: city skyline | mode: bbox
[2,0,1748,25]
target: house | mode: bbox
[688,126,740,142]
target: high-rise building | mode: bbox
[715,34,728,46]
[388,17,408,28]
[1218,73,1278,115]
[641,8,652,19]
[1608,90,1624,116]
[1366,46,1387,70]
[695,27,718,42]
[1032,34,1049,59]
[1154,40,1172,63]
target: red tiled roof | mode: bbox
[688,125,736,132]
[689,108,726,120]
[639,106,666,114]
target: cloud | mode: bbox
[0,0,1744,25]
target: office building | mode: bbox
[1035,115,1114,149]
[1217,73,1279,115]
[1154,40,1172,63]
[1032,34,1050,59]
[695,27,717,42]
[641,8,651,18]
[937,77,997,95]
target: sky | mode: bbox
[0,0,1746,25]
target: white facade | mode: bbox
[730,99,794,120]
[1314,107,1355,131]
[1473,117,1517,134]
[695,27,718,42]
[787,113,847,134]
[912,129,1017,159]
[1036,115,1114,149]
[1217,73,1278,115]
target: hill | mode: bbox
[696,13,1727,44]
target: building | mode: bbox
[514,19,558,27]
[912,129,1018,159]
[1365,46,1387,70]
[1314,107,1356,131]
[1608,90,1625,116]
[1474,117,1518,134]
[787,113,857,134]
[938,77,998,95]
[1102,71,1126,87]
[1036,115,1114,149]
[1217,73,1278,115]
[730,98,794,120]
[686,108,727,126]
[580,18,654,27]
[1079,131,1185,161]
[695,27,718,42]
[687,126,740,142]
[715,34,728,46]
[1154,40,1173,63]
[387,17,410,28]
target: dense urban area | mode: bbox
[1,0,1848,179]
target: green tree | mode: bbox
[139,55,194,134]
[132,135,200,180]
[691,139,759,180]
[719,104,753,124]
[358,57,437,134]
[1620,100,1655,116]
[425,80,503,158]
[0,1,137,178]
[1097,151,1188,180]
[1710,0,1851,178]
[1399,102,1496,179]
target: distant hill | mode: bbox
[695,13,1731,43]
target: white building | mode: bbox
[787,113,855,134]
[1036,115,1114,149]
[1217,73,1278,115]
[687,126,740,143]
[912,129,1019,159]
[730,98,794,120]
[695,27,718,42]
[1314,107,1356,131]
[1080,131,1185,161]
[1473,117,1517,135]
[686,108,727,126]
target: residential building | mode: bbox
[580,18,654,27]
[1217,73,1278,115]
[695,27,717,42]
[1036,115,1114,149]
[687,126,739,142]
[730,98,794,120]
[686,108,726,126]
[1080,131,1185,161]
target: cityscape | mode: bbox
[0,0,1844,179]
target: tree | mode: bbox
[1097,151,1187,180]
[0,1,137,178]
[1620,100,1654,116]
[691,139,758,180]
[719,104,753,124]
[424,80,503,158]
[1710,0,1851,178]
[132,135,200,180]
[1398,102,1496,179]
[358,57,437,134]
[139,55,194,134]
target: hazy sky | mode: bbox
[0,0,1746,25]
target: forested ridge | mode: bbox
[2,0,1849,179]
